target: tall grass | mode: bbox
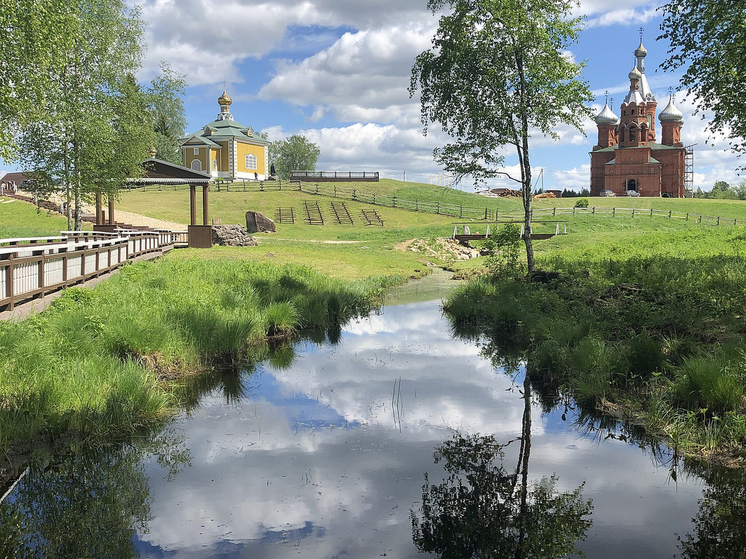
[0,257,382,456]
[444,249,746,460]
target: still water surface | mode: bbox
[2,274,724,557]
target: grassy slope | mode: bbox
[0,197,89,238]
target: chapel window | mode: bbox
[245,153,257,170]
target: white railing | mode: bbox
[0,227,180,311]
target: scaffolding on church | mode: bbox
[685,144,695,197]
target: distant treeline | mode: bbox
[692,180,746,200]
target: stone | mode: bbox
[245,211,276,233]
[211,224,259,247]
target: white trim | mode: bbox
[193,147,199,155]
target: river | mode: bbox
[2,271,739,558]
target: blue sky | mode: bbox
[5,1,742,191]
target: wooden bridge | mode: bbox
[452,221,568,243]
[0,228,187,314]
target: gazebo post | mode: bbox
[202,185,209,225]
[190,185,197,225]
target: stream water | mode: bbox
[1,272,741,558]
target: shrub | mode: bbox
[674,357,744,415]
[574,198,589,208]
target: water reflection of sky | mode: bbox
[134,300,703,559]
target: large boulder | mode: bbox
[245,211,276,233]
[212,224,259,247]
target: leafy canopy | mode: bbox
[659,0,746,159]
[410,0,593,187]
[269,134,321,179]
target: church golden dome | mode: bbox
[218,90,232,107]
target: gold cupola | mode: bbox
[216,88,234,121]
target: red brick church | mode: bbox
[590,35,686,197]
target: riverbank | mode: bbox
[444,226,746,465]
[0,257,391,458]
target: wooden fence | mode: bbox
[0,228,186,311]
[132,179,741,227]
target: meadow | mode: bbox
[5,179,746,463]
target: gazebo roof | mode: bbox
[129,158,211,185]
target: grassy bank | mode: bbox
[0,257,386,456]
[0,196,87,238]
[445,225,746,464]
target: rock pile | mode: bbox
[212,224,259,247]
[408,238,480,261]
[245,211,276,233]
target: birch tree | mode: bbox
[411,0,593,273]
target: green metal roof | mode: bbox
[594,142,683,153]
[182,117,270,147]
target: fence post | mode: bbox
[460,205,463,218]
[496,207,499,221]
[353,189,357,200]
[573,206,576,216]
[718,216,721,226]
[315,184,319,195]
[393,196,397,208]
[334,186,337,198]
[6,254,14,310]
[613,207,616,217]
[632,208,635,218]
[592,206,596,215]
[553,207,556,217]
[415,199,418,211]
[686,212,689,221]
[484,207,488,220]
[699,215,702,223]
[437,201,440,214]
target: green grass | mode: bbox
[0,257,384,456]
[0,196,90,238]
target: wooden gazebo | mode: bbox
[95,158,214,248]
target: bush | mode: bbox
[574,198,589,208]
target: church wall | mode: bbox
[590,151,615,195]
[218,142,230,172]
[184,147,209,173]
[654,148,685,197]
[603,147,661,196]
[236,142,266,175]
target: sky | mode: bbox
[4,0,743,192]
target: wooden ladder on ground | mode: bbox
[330,201,354,224]
[361,209,384,226]
[303,200,324,225]
[275,207,295,224]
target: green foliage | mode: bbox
[0,257,382,456]
[486,223,522,276]
[674,357,744,416]
[9,0,150,230]
[148,63,187,165]
[660,0,746,160]
[411,0,594,271]
[412,433,593,558]
[269,134,321,179]
[574,198,589,208]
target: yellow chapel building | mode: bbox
[180,91,269,181]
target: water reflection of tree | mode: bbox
[678,466,746,559]
[0,430,189,558]
[412,375,592,558]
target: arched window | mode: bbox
[629,128,636,142]
[245,153,257,170]
[191,159,202,172]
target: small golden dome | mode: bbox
[218,90,232,107]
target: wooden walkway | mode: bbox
[0,229,185,318]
